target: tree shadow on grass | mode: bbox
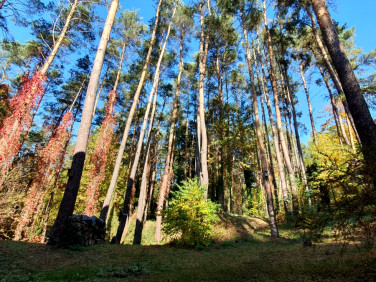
[1,233,376,281]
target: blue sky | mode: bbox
[120,0,376,144]
[331,0,376,53]
[123,0,376,52]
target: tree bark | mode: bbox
[115,6,175,243]
[255,46,291,217]
[40,0,79,75]
[280,69,310,205]
[299,63,317,143]
[144,142,159,222]
[155,30,184,244]
[262,0,299,213]
[311,0,376,180]
[48,0,119,243]
[307,7,360,144]
[198,0,209,192]
[317,64,350,145]
[260,95,279,214]
[133,84,159,245]
[184,93,190,178]
[241,9,278,237]
[99,0,163,223]
[84,42,125,216]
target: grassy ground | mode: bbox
[1,215,375,281]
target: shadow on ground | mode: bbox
[1,216,376,281]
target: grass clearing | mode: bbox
[1,215,375,281]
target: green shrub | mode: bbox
[162,178,219,247]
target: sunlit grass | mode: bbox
[1,215,375,281]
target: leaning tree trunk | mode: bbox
[115,7,175,243]
[155,30,184,244]
[83,40,125,216]
[310,0,376,180]
[48,0,119,243]
[115,79,158,244]
[317,64,350,145]
[99,0,163,223]
[307,8,360,144]
[241,9,278,238]
[40,0,79,75]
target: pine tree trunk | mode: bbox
[84,44,124,216]
[256,47,291,217]
[40,0,79,75]
[262,0,299,213]
[215,49,225,209]
[144,143,159,222]
[241,10,278,237]
[345,116,356,151]
[299,63,317,143]
[48,0,119,243]
[281,69,310,205]
[184,94,190,178]
[115,7,175,243]
[155,30,184,244]
[317,64,350,145]
[310,0,376,180]
[115,82,157,244]
[198,0,209,192]
[133,88,159,245]
[195,110,201,178]
[260,96,279,213]
[307,8,360,144]
[99,0,163,222]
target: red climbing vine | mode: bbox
[84,90,117,216]
[14,111,73,240]
[0,72,46,179]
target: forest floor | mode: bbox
[1,214,376,281]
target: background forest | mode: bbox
[0,0,376,263]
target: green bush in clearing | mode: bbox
[162,178,219,247]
